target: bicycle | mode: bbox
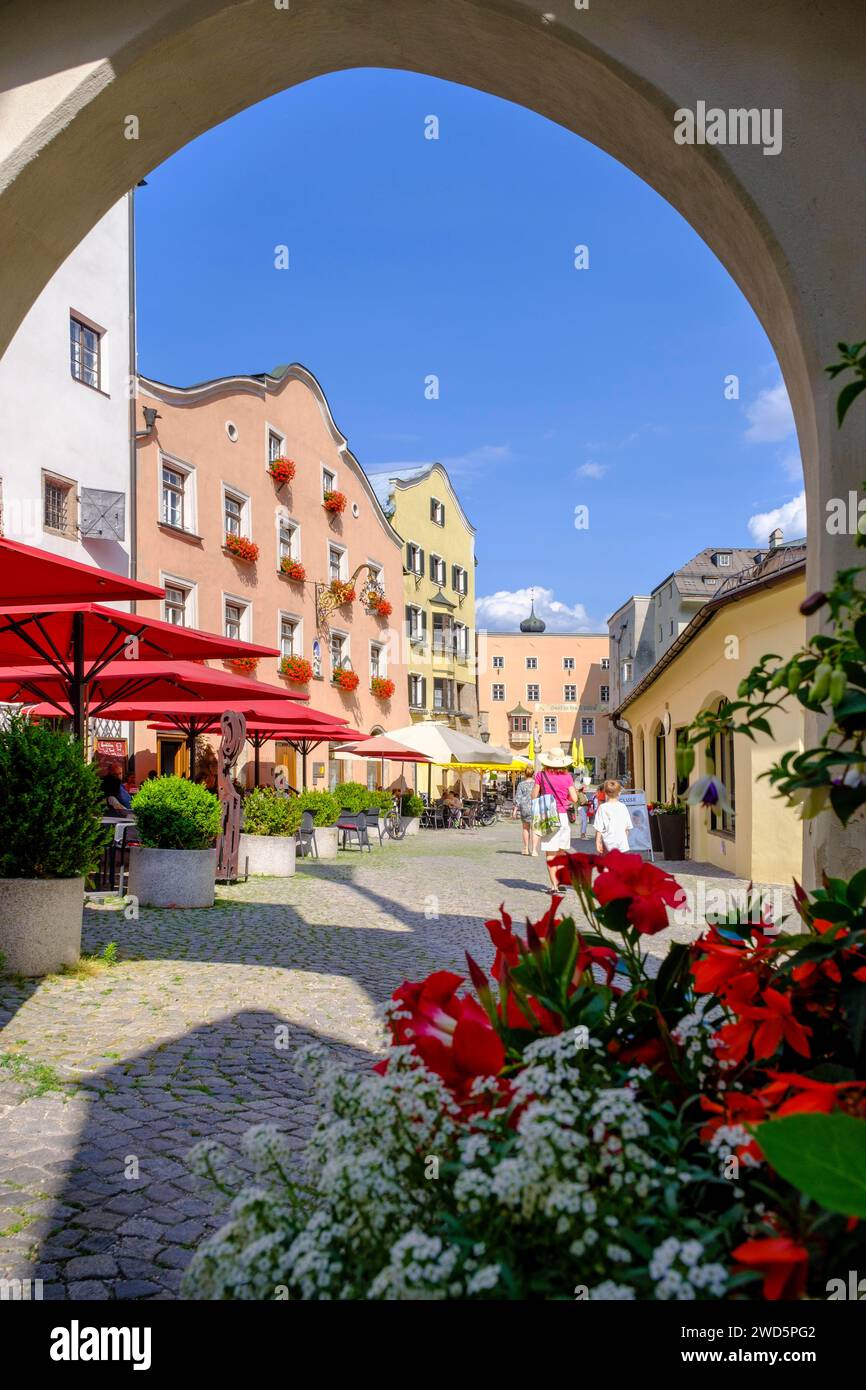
[384,796,407,840]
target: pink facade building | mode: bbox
[481,603,611,778]
[133,363,410,788]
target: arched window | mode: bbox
[654,726,667,801]
[710,703,735,835]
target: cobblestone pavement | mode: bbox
[0,823,791,1300]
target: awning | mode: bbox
[3,661,296,718]
[0,537,165,605]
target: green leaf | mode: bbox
[846,867,866,908]
[842,983,866,1055]
[838,379,866,427]
[753,1113,866,1218]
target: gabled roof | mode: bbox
[366,462,477,536]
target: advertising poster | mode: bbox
[621,790,653,856]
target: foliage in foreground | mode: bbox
[0,715,107,878]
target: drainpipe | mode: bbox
[612,712,634,785]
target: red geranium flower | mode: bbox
[549,850,598,890]
[731,1236,809,1301]
[716,981,812,1065]
[593,850,684,935]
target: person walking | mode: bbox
[594,779,634,853]
[512,770,539,856]
[532,748,579,891]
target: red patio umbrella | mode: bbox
[149,713,365,786]
[336,732,431,796]
[0,603,281,738]
[0,537,165,605]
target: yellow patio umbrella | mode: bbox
[527,730,535,762]
[570,737,579,768]
[578,736,586,768]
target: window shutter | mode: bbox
[421,676,427,706]
[421,608,428,635]
[417,547,424,574]
[429,553,436,580]
[451,564,458,591]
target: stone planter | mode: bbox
[238,832,296,877]
[308,825,339,859]
[0,876,83,976]
[127,847,217,908]
[400,816,421,836]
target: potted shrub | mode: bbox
[279,557,306,582]
[323,490,347,514]
[371,676,395,700]
[268,457,296,485]
[399,792,424,836]
[649,799,687,860]
[0,715,108,976]
[333,781,370,813]
[280,654,313,685]
[224,534,259,563]
[127,776,220,907]
[239,788,298,876]
[294,789,340,858]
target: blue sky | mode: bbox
[135,69,804,632]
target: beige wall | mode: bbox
[623,575,805,884]
[134,366,410,788]
[483,632,610,775]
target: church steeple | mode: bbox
[520,590,546,634]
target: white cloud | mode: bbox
[476,586,598,633]
[578,461,607,479]
[744,379,796,443]
[747,490,806,544]
[780,450,804,482]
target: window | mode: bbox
[406,542,424,575]
[409,673,426,708]
[407,604,425,641]
[268,429,284,464]
[581,717,595,736]
[669,620,674,636]
[224,490,244,538]
[370,641,385,679]
[704,576,718,586]
[429,553,446,585]
[711,712,736,835]
[42,473,76,537]
[430,497,445,526]
[322,468,336,498]
[543,716,558,735]
[511,714,530,733]
[492,684,505,701]
[600,685,610,703]
[601,657,610,670]
[621,659,633,684]
[164,581,192,627]
[492,655,504,670]
[716,552,732,567]
[224,597,248,642]
[563,657,575,671]
[278,518,298,561]
[658,625,663,642]
[161,460,192,531]
[70,315,100,389]
[328,545,345,582]
[453,622,467,658]
[330,631,348,670]
[527,683,540,702]
[280,615,299,660]
[526,656,538,670]
[433,678,453,710]
[564,684,577,702]
[452,564,467,595]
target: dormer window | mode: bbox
[713,551,732,567]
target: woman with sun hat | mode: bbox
[531,746,579,892]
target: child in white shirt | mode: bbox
[594,780,633,853]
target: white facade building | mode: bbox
[0,196,134,576]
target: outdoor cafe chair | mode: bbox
[297,810,318,859]
[364,808,385,847]
[337,811,370,852]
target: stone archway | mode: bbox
[1,0,864,881]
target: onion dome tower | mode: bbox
[519,591,546,634]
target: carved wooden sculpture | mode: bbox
[273,764,290,797]
[216,709,246,880]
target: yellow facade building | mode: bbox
[371,463,478,776]
[615,544,806,884]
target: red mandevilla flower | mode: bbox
[385,971,505,1100]
[731,1236,809,1301]
[592,850,684,935]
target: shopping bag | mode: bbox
[531,773,560,835]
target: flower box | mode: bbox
[333,667,360,692]
[372,597,393,618]
[226,656,259,675]
[268,456,296,485]
[323,490,347,515]
[280,655,312,685]
[371,676,395,700]
[280,557,306,582]
[224,533,259,563]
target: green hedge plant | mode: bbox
[243,788,299,837]
[332,781,369,812]
[132,776,220,850]
[294,790,340,827]
[401,793,424,818]
[366,789,394,815]
[0,715,108,878]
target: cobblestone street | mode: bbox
[0,823,790,1300]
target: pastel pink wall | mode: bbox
[482,632,611,775]
[133,368,410,788]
